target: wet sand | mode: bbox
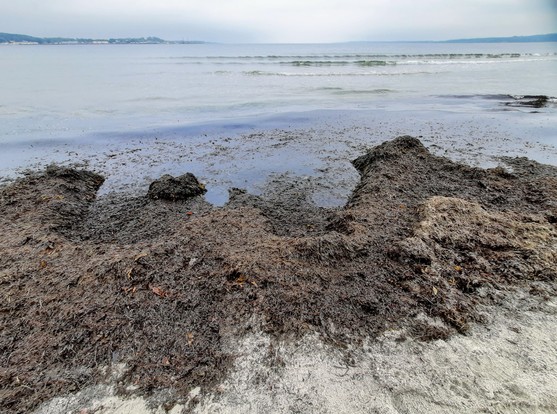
[1,105,556,207]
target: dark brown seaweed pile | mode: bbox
[1,136,556,413]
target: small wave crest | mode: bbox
[158,52,556,66]
[243,70,436,77]
[440,94,557,109]
[331,88,394,95]
[286,60,351,66]
[356,60,396,67]
[284,60,396,67]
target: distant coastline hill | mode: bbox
[1,31,556,45]
[443,33,557,43]
[0,32,206,44]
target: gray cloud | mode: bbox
[0,0,555,42]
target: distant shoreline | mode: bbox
[1,31,556,45]
[0,32,207,45]
[440,33,557,44]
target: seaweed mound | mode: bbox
[1,136,556,413]
[147,173,206,201]
[505,95,549,108]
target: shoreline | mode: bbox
[2,38,556,412]
[2,105,557,207]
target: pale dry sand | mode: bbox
[34,296,557,414]
[196,302,557,413]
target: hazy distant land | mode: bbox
[442,33,557,43]
[1,31,556,45]
[0,32,206,45]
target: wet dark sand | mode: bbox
[1,105,556,207]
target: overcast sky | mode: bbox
[1,0,556,43]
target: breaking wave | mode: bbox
[164,52,557,67]
[285,60,396,67]
[242,70,437,77]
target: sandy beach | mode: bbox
[2,3,557,411]
[1,124,556,413]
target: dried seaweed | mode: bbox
[1,137,556,413]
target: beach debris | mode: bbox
[1,136,556,414]
[122,286,137,294]
[134,252,148,262]
[505,95,550,108]
[147,173,207,201]
[150,285,168,298]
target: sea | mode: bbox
[1,42,556,203]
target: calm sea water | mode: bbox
[1,42,556,144]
